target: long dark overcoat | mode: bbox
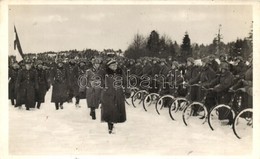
[35,69,49,103]
[100,67,126,123]
[184,65,201,102]
[84,67,102,108]
[9,68,19,100]
[15,68,38,108]
[50,66,69,103]
[67,64,79,98]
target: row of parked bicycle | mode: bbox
[126,85,253,139]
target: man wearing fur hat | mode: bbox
[99,58,127,134]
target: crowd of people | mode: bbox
[8,53,253,133]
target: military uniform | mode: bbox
[9,65,20,106]
[35,65,49,109]
[50,62,69,110]
[15,63,38,110]
[82,58,102,119]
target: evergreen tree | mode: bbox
[180,32,192,62]
[146,30,160,57]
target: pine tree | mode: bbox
[146,30,160,57]
[180,32,192,62]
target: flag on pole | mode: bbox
[14,25,24,62]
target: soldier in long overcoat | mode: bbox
[66,59,79,103]
[50,61,69,110]
[15,60,38,110]
[99,59,127,134]
[35,61,49,109]
[75,61,87,108]
[82,58,102,120]
[9,62,20,106]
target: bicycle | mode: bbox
[207,88,242,131]
[143,92,160,112]
[232,108,253,139]
[182,84,212,126]
[131,89,149,108]
[168,83,190,121]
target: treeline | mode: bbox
[124,29,253,62]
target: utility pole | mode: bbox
[215,24,223,56]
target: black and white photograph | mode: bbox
[0,0,260,158]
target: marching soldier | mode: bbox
[82,57,103,120]
[15,60,38,110]
[9,62,20,106]
[66,59,79,103]
[35,61,49,109]
[50,60,69,110]
[75,61,87,108]
[99,59,127,134]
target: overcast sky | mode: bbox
[8,5,252,54]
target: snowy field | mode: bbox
[9,87,253,156]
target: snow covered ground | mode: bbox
[9,87,253,156]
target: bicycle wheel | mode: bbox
[182,102,208,126]
[143,93,160,112]
[155,95,174,115]
[208,104,235,131]
[232,108,253,139]
[169,97,189,121]
[131,90,149,108]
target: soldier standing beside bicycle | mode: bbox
[184,57,200,102]
[205,62,234,124]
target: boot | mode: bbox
[37,102,41,109]
[11,99,15,106]
[60,102,64,109]
[55,103,59,110]
[108,122,114,134]
[92,110,96,120]
[76,98,81,108]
